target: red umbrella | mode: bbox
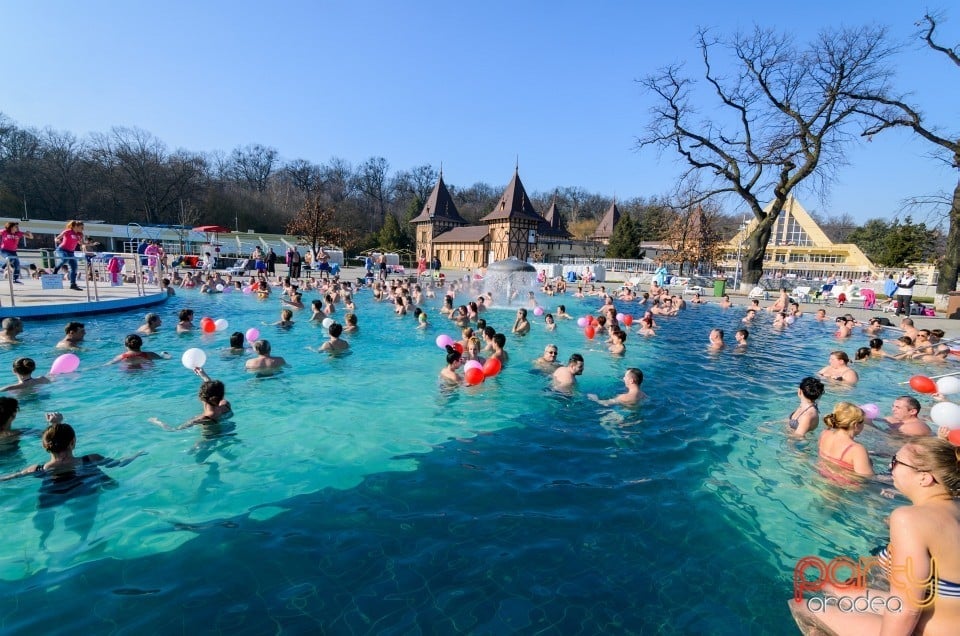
[193,225,232,234]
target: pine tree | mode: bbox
[605,214,641,258]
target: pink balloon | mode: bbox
[533,306,544,316]
[436,334,454,350]
[49,353,80,375]
[245,327,260,343]
[464,360,483,373]
[576,317,588,328]
[242,285,253,294]
[616,313,625,322]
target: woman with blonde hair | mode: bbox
[794,435,960,634]
[818,402,873,477]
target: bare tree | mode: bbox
[227,143,278,193]
[638,25,894,286]
[356,156,391,231]
[849,13,960,296]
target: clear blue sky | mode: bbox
[2,1,957,224]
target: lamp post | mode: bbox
[733,216,749,291]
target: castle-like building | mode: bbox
[410,168,570,268]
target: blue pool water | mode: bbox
[0,283,933,633]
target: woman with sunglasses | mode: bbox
[795,436,960,634]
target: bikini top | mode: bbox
[819,440,856,470]
[877,546,960,598]
[789,403,818,430]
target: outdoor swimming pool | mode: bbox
[0,283,932,633]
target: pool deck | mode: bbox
[0,277,169,321]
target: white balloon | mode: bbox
[930,401,960,430]
[214,318,229,332]
[322,317,334,328]
[936,376,960,396]
[181,348,207,370]
[215,284,225,292]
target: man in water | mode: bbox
[883,396,931,436]
[552,353,584,390]
[56,322,85,350]
[588,368,646,406]
[534,345,560,371]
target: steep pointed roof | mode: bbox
[409,174,468,225]
[480,170,545,224]
[592,200,621,239]
[540,200,571,238]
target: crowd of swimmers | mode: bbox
[2,268,960,633]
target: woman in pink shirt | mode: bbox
[0,222,33,284]
[54,220,86,290]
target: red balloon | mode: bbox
[200,318,216,334]
[453,342,464,354]
[482,357,502,378]
[909,375,937,394]
[591,318,599,327]
[585,326,596,339]
[623,315,633,326]
[464,367,485,385]
[948,429,960,446]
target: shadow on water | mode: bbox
[0,420,789,635]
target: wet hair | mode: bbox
[229,332,244,348]
[931,329,945,339]
[199,380,226,406]
[558,305,566,313]
[281,309,293,321]
[898,336,914,346]
[823,402,864,431]
[735,329,748,341]
[869,338,883,350]
[42,422,76,453]
[2,317,23,332]
[476,319,487,332]
[12,357,36,375]
[445,345,462,365]
[145,312,160,325]
[626,368,643,386]
[345,313,357,326]
[613,329,627,342]
[124,334,144,350]
[493,333,506,348]
[483,326,496,340]
[178,309,194,321]
[905,437,960,496]
[517,308,527,318]
[855,347,871,361]
[544,313,554,322]
[712,329,724,339]
[895,395,921,414]
[568,353,584,365]
[254,339,272,355]
[798,377,825,401]
[0,397,18,427]
[830,350,850,364]
[596,316,606,327]
[65,321,84,334]
[311,299,322,311]
[329,323,343,338]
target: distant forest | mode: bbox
[0,113,936,264]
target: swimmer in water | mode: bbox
[534,345,560,372]
[319,323,350,353]
[56,322,86,350]
[246,339,287,371]
[787,377,824,437]
[708,328,725,351]
[137,313,162,335]
[552,353,584,391]
[440,345,463,384]
[176,309,195,333]
[816,351,858,384]
[108,334,169,365]
[1,357,51,392]
[0,317,24,344]
[588,368,647,406]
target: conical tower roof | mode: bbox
[592,200,621,239]
[480,169,544,224]
[409,174,468,225]
[540,200,571,238]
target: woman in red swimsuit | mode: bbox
[817,402,873,477]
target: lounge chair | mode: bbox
[226,258,250,275]
[748,286,768,300]
[793,286,811,303]
[813,283,834,304]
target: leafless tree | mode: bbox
[849,13,960,295]
[227,143,278,193]
[638,25,895,285]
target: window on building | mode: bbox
[459,250,464,262]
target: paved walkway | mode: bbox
[0,276,168,320]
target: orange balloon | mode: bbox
[948,429,960,446]
[623,315,633,326]
[482,357,502,378]
[464,367,485,385]
[585,326,596,339]
[909,375,937,394]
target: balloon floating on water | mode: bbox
[245,328,260,343]
[936,376,960,395]
[908,375,937,394]
[930,401,960,430]
[214,318,229,332]
[49,353,80,375]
